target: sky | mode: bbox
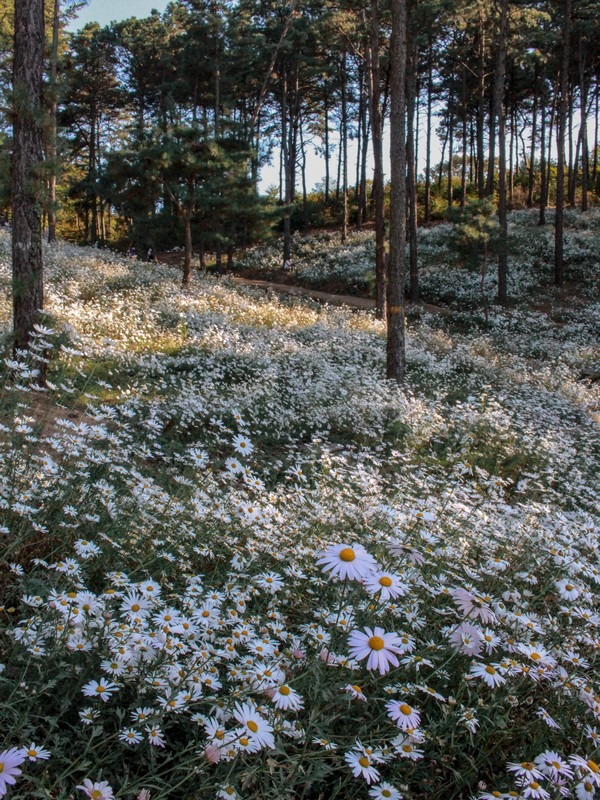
[69,0,170,30]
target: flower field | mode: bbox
[0,221,599,800]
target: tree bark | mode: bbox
[368,0,385,319]
[387,0,407,382]
[495,0,509,304]
[554,0,571,287]
[12,0,45,357]
[47,0,59,243]
[424,34,433,224]
[406,39,418,303]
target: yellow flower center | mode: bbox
[279,686,291,696]
[91,792,103,800]
[402,744,413,752]
[382,792,392,799]
[339,548,356,562]
[239,737,249,746]
[530,652,542,661]
[131,604,140,612]
[96,685,106,693]
[368,636,385,651]
[588,760,599,773]
[379,576,393,587]
[352,685,362,693]
[0,764,4,774]
[247,720,259,733]
[521,762,535,770]
[358,756,370,768]
[399,703,412,716]
[485,665,496,674]
[27,749,37,757]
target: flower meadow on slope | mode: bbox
[0,227,599,799]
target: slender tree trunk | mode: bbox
[424,34,433,224]
[461,65,468,208]
[324,96,330,204]
[281,67,292,266]
[47,0,59,243]
[407,39,418,303]
[477,16,486,199]
[368,0,385,319]
[341,52,348,243]
[182,209,192,288]
[447,97,454,210]
[567,88,575,206]
[12,0,45,356]
[387,0,407,382]
[495,0,509,304]
[579,37,589,212]
[592,83,599,192]
[527,68,538,208]
[555,0,572,287]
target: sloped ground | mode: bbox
[0,226,598,800]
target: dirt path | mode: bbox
[229,275,452,316]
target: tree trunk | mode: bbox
[579,37,589,212]
[527,68,538,208]
[12,0,45,357]
[387,0,407,383]
[424,34,433,224]
[368,0,386,319]
[555,0,572,287]
[182,209,192,288]
[406,39,418,303]
[324,96,330,204]
[341,52,348,243]
[495,0,509,305]
[476,16,486,199]
[47,0,59,243]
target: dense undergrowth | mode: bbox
[0,214,599,800]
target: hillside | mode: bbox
[0,221,599,800]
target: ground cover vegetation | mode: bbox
[0,220,599,799]
[3,0,600,797]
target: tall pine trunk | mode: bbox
[554,0,572,287]
[368,0,386,319]
[387,0,407,382]
[495,0,509,304]
[406,39,418,303]
[47,0,59,243]
[12,0,45,357]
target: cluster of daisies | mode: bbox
[0,232,599,799]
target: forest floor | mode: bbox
[0,216,599,800]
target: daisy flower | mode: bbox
[23,743,50,761]
[232,434,253,456]
[347,627,403,675]
[344,750,380,784]
[270,684,304,711]
[119,728,143,745]
[82,679,119,702]
[469,662,506,688]
[576,780,597,800]
[520,781,550,799]
[534,751,573,780]
[77,779,115,799]
[145,726,166,747]
[392,735,424,760]
[506,761,544,782]
[363,571,408,600]
[536,707,560,729]
[386,699,421,730]
[344,683,367,701]
[0,748,26,795]
[369,782,403,799]
[233,701,274,749]
[453,588,496,624]
[317,543,377,581]
[569,756,600,786]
